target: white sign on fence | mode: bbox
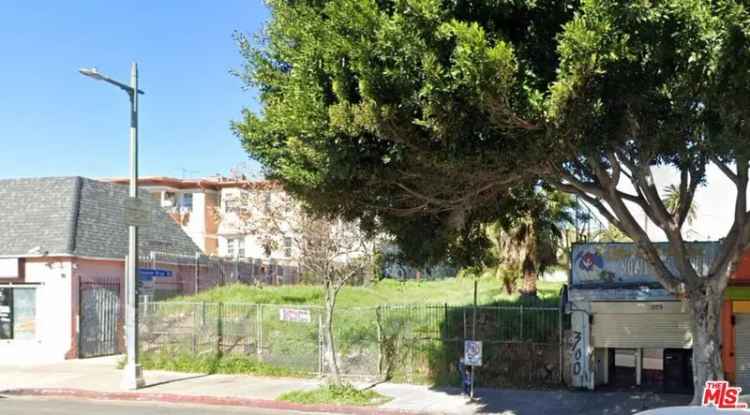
[464,340,482,366]
[279,308,311,323]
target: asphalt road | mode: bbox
[0,396,329,415]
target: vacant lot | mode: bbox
[168,276,563,307]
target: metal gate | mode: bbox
[79,279,121,358]
[735,314,750,390]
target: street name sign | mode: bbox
[138,268,173,278]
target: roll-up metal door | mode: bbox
[735,314,750,390]
[591,301,692,349]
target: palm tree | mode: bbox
[593,224,631,242]
[491,191,576,296]
[662,184,698,225]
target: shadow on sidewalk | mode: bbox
[142,374,212,389]
[427,384,691,415]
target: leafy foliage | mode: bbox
[234,0,578,267]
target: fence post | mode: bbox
[520,305,524,341]
[558,307,563,385]
[376,306,383,377]
[256,304,263,361]
[192,304,198,354]
[462,307,467,340]
[443,303,448,338]
[318,313,324,376]
[217,302,224,356]
[201,301,207,328]
[194,252,200,295]
[143,295,149,319]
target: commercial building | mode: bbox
[721,252,750,390]
[0,177,200,363]
[566,242,720,393]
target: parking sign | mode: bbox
[464,340,482,366]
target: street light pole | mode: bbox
[124,62,145,390]
[80,63,145,390]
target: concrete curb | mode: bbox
[0,388,423,415]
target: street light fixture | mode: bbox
[80,63,145,390]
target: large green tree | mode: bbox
[236,0,750,402]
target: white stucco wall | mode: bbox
[569,300,594,389]
[182,191,207,252]
[0,258,73,363]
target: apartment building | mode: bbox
[107,177,298,266]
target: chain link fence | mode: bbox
[139,301,561,387]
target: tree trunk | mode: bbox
[687,286,724,405]
[519,256,537,297]
[323,287,341,385]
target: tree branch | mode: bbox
[711,155,738,184]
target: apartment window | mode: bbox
[0,287,37,340]
[238,238,245,258]
[227,238,244,258]
[181,193,193,210]
[163,191,176,207]
[225,197,240,213]
[284,237,292,258]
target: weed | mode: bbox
[278,383,391,406]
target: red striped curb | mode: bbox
[0,388,424,415]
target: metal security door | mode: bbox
[79,280,121,358]
[591,302,692,349]
[735,314,750,390]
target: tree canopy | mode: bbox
[234,0,579,265]
[236,0,750,399]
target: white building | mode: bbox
[0,177,199,363]
[108,177,305,267]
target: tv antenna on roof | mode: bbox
[180,168,201,178]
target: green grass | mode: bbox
[168,275,562,307]
[148,274,563,387]
[122,351,308,378]
[278,384,391,406]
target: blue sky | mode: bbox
[0,1,267,179]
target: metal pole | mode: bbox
[194,252,200,295]
[559,307,563,385]
[471,279,477,399]
[122,62,144,390]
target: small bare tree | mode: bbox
[214,180,372,384]
[297,216,372,384]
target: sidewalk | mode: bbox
[0,356,690,414]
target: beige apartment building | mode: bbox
[107,176,297,265]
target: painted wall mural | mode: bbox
[571,242,721,288]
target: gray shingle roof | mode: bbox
[0,177,200,259]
